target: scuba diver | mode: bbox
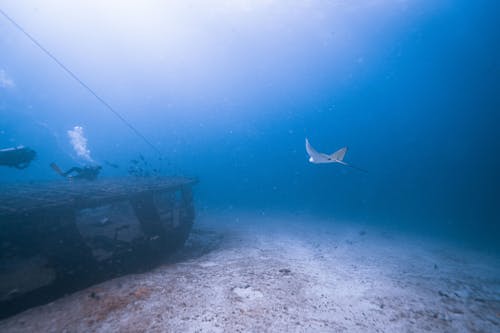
[50,162,102,181]
[0,146,36,169]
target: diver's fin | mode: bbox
[50,162,65,177]
[330,147,347,161]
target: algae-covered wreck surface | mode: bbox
[0,177,197,318]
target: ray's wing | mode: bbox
[305,138,324,161]
[330,147,347,161]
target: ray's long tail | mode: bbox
[344,162,368,173]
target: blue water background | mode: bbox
[1,1,498,247]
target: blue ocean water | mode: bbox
[0,0,499,249]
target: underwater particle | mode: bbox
[279,268,292,275]
[0,69,15,88]
[6,289,20,299]
[99,217,111,225]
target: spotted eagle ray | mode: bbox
[305,138,367,172]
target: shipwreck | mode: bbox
[0,176,197,318]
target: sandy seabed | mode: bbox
[0,210,499,332]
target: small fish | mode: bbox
[6,289,20,298]
[104,160,119,168]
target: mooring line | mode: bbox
[0,8,163,157]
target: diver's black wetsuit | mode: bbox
[0,146,36,169]
[62,165,102,180]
